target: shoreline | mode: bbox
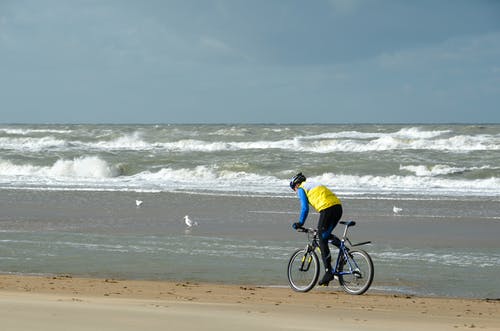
[1,274,499,331]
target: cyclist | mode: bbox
[290,172,343,286]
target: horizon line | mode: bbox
[2,122,500,126]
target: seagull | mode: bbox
[184,215,198,228]
[135,200,143,207]
[393,206,403,214]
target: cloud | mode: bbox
[375,32,500,70]
[200,37,233,53]
[0,0,499,123]
[198,36,249,62]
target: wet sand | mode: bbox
[1,274,499,331]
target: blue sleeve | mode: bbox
[297,188,309,225]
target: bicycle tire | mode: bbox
[287,248,320,292]
[338,249,374,295]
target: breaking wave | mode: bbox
[0,156,122,179]
[1,124,499,197]
[0,126,498,153]
[1,161,498,197]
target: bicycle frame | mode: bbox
[302,221,371,276]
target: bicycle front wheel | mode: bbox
[287,248,320,292]
[338,249,374,295]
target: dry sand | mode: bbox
[0,274,498,331]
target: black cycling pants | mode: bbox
[317,204,343,272]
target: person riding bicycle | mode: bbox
[290,172,343,286]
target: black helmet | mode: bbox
[289,172,306,190]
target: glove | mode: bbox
[292,222,302,230]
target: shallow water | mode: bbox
[1,190,498,299]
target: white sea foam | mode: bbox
[400,165,466,176]
[148,129,498,153]
[1,127,498,153]
[0,136,69,151]
[323,134,500,153]
[400,164,498,177]
[0,128,73,135]
[0,159,41,176]
[139,132,498,153]
[132,166,281,193]
[307,173,500,197]
[304,127,451,140]
[48,156,122,178]
[89,132,153,150]
[1,159,499,196]
[209,127,253,136]
[0,156,121,179]
[393,127,451,139]
[107,170,499,197]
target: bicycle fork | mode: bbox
[299,245,315,272]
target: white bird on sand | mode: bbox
[393,206,403,214]
[184,215,198,228]
[135,200,143,207]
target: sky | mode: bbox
[1,0,499,124]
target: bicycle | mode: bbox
[287,220,374,294]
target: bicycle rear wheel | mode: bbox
[287,248,320,292]
[338,249,374,295]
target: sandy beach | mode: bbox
[0,274,498,331]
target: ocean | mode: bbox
[0,124,499,298]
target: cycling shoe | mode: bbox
[318,272,334,286]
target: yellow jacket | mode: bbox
[299,181,341,212]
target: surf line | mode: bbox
[247,210,319,215]
[247,210,295,214]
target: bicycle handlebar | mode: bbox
[296,227,316,234]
